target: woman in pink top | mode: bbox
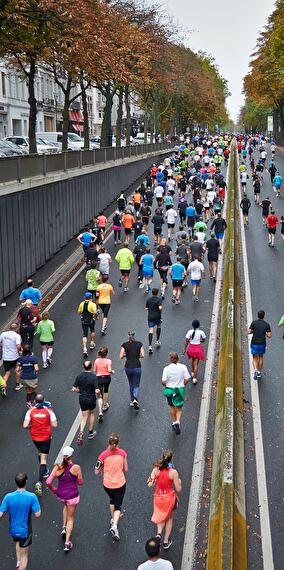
[148,450,182,550]
[93,347,114,421]
[95,433,128,542]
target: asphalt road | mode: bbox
[243,145,284,569]
[0,178,218,570]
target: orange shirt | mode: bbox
[133,193,142,204]
[122,214,134,229]
[94,357,112,376]
[98,447,127,489]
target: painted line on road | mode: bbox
[181,163,230,569]
[237,161,274,569]
[54,410,82,464]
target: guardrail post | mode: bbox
[79,150,83,168]
[104,148,107,163]
[122,146,125,160]
[17,157,22,182]
[92,149,96,166]
[42,153,47,176]
[63,152,67,172]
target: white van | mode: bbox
[36,132,85,151]
[132,133,152,145]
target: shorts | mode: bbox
[98,377,111,394]
[99,304,110,318]
[124,228,132,235]
[208,255,218,263]
[167,223,175,228]
[142,217,149,225]
[120,269,130,276]
[143,269,153,278]
[81,322,95,336]
[268,227,276,234]
[40,341,54,346]
[79,396,96,411]
[172,279,183,288]
[215,232,224,240]
[58,495,80,506]
[158,269,168,283]
[154,227,162,235]
[33,440,51,455]
[103,483,126,511]
[251,344,266,356]
[191,279,201,286]
[3,359,18,372]
[21,378,38,389]
[13,534,32,548]
[148,320,162,329]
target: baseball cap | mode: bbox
[85,292,92,299]
[62,446,74,458]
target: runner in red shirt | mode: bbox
[267,210,279,247]
[151,164,158,180]
[97,212,107,241]
[23,394,58,496]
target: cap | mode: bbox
[85,292,92,299]
[62,446,74,458]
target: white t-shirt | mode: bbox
[260,150,267,159]
[162,362,190,388]
[98,253,111,274]
[195,231,206,244]
[154,186,164,198]
[167,179,175,191]
[240,172,247,183]
[167,168,173,176]
[138,559,174,570]
[186,328,206,345]
[189,260,204,280]
[207,190,216,203]
[165,209,177,224]
[0,331,21,361]
[205,179,214,190]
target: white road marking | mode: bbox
[181,164,230,569]
[54,410,82,464]
[237,160,274,569]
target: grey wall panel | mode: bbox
[0,154,165,300]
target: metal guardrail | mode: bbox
[0,141,172,184]
[207,143,247,569]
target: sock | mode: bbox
[156,327,161,340]
[98,397,103,414]
[42,350,47,364]
[148,333,153,346]
[39,464,46,483]
[47,348,53,359]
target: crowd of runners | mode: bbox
[0,131,279,569]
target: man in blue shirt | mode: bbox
[0,472,41,569]
[169,256,187,305]
[140,248,154,293]
[136,230,150,247]
[77,228,96,251]
[273,172,283,196]
[19,279,42,323]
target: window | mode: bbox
[1,72,6,96]
[12,119,22,135]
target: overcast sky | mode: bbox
[158,0,275,121]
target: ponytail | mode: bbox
[109,432,119,451]
[191,319,200,340]
[56,457,70,471]
[155,449,173,470]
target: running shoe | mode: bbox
[110,524,120,541]
[43,363,48,369]
[139,282,144,289]
[163,540,173,550]
[118,278,122,287]
[192,377,198,385]
[102,402,110,412]
[171,297,176,304]
[42,467,50,479]
[148,346,153,354]
[98,413,103,423]
[46,358,52,366]
[15,383,23,391]
[101,328,106,336]
[253,370,259,380]
[90,343,96,350]
[129,401,135,407]
[124,287,129,292]
[133,399,139,410]
[61,526,66,537]
[175,424,181,435]
[35,482,42,497]
[155,340,161,347]
[1,387,7,398]
[256,371,262,379]
[146,285,150,293]
[83,351,88,357]
[64,542,73,552]
[88,430,97,439]
[175,299,180,305]
[77,431,84,445]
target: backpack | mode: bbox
[80,301,94,325]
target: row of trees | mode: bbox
[242,0,284,141]
[0,0,229,152]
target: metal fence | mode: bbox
[0,142,172,184]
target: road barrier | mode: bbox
[207,143,247,569]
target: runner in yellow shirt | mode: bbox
[96,276,115,335]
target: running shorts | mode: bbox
[103,483,126,511]
[33,440,51,455]
[251,344,266,356]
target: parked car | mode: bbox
[132,133,152,145]
[36,131,85,151]
[0,139,28,157]
[90,136,101,149]
[5,135,58,155]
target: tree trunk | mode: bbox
[28,58,37,154]
[115,86,123,147]
[125,85,131,146]
[62,78,72,152]
[80,77,89,149]
[149,111,154,143]
[100,82,113,147]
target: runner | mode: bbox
[133,216,144,242]
[240,193,251,226]
[115,242,135,292]
[252,175,261,204]
[97,246,112,276]
[248,310,272,380]
[96,275,115,335]
[133,189,142,214]
[17,300,36,348]
[188,257,205,302]
[0,323,22,396]
[205,232,220,282]
[211,212,227,251]
[169,257,187,305]
[121,212,135,245]
[154,183,164,208]
[117,192,127,212]
[16,345,39,407]
[140,202,152,230]
[147,450,182,551]
[77,292,97,356]
[72,361,101,445]
[273,171,283,197]
[145,288,163,354]
[19,279,42,322]
[77,228,96,251]
[137,537,174,570]
[120,331,144,410]
[93,347,114,419]
[140,247,155,293]
[97,212,107,241]
[35,311,55,368]
[85,262,101,299]
[84,242,98,268]
[184,320,206,384]
[0,472,41,570]
[165,206,177,241]
[136,229,150,247]
[134,238,146,287]
[161,352,190,435]
[154,244,172,299]
[185,203,196,240]
[151,209,164,247]
[46,447,83,552]
[95,433,128,542]
[267,210,279,247]
[260,196,271,225]
[23,394,58,496]
[112,210,122,246]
